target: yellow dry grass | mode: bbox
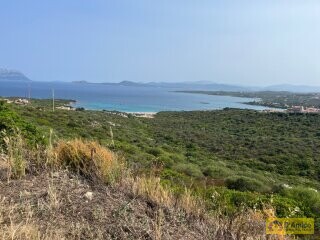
[54,139,206,218]
[53,139,124,184]
[3,132,26,179]
[125,176,206,218]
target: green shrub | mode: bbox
[202,165,230,178]
[278,187,320,230]
[147,147,163,157]
[157,155,174,167]
[281,187,320,217]
[175,163,204,178]
[272,195,301,217]
[196,186,268,215]
[0,102,44,146]
[225,176,267,192]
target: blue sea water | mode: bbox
[0,81,270,112]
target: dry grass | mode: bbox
[53,139,125,184]
[3,132,26,179]
[0,197,64,240]
[129,176,175,207]
[0,137,292,239]
[0,170,287,240]
[125,176,206,219]
[0,171,213,239]
[52,139,207,220]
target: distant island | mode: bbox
[73,80,248,91]
[72,80,89,84]
[0,68,31,82]
[71,80,320,93]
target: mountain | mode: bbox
[118,80,146,87]
[0,68,31,82]
[148,81,247,91]
[111,81,247,91]
[78,80,320,93]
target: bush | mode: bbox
[278,187,320,229]
[175,163,204,178]
[157,155,174,167]
[54,139,124,184]
[147,147,163,157]
[281,187,320,217]
[225,177,267,192]
[197,187,268,215]
[202,165,230,178]
[0,102,44,146]
[272,195,301,217]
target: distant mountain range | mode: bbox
[2,67,320,92]
[113,81,320,93]
[0,68,31,82]
[103,81,248,91]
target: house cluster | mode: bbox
[2,98,29,105]
[288,106,320,113]
[56,105,75,111]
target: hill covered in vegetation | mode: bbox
[177,91,320,109]
[1,99,320,238]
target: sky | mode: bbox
[0,0,319,86]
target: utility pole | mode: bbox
[52,89,55,112]
[28,83,31,101]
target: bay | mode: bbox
[0,81,270,112]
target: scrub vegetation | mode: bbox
[1,99,320,238]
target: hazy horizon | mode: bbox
[15,79,320,88]
[1,1,319,86]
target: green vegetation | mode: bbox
[2,99,320,232]
[0,100,43,145]
[177,90,320,109]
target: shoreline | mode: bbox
[1,96,280,116]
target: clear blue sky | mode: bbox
[0,0,319,85]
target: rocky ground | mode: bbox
[0,168,216,239]
[0,149,285,240]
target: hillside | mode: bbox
[0,167,217,239]
[0,68,31,82]
[1,99,320,238]
[0,137,267,239]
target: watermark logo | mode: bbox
[266,218,314,235]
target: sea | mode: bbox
[0,81,271,113]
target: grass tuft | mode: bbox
[2,131,26,179]
[54,139,125,184]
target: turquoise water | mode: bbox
[0,81,270,112]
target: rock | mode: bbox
[84,191,93,201]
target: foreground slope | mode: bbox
[0,170,211,239]
[0,139,271,240]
